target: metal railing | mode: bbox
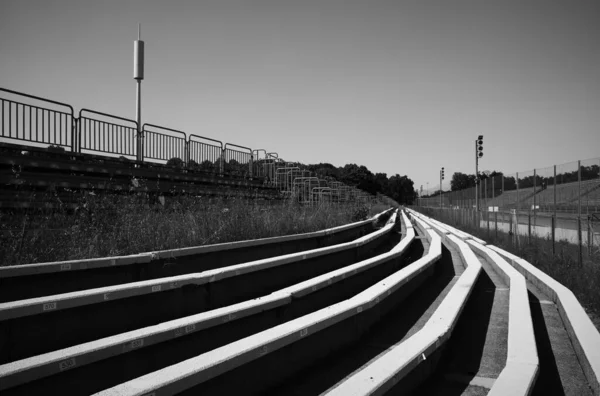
[1,87,75,151]
[79,109,138,158]
[188,134,223,176]
[142,124,187,164]
[223,143,253,178]
[0,87,393,206]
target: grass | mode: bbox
[413,206,600,330]
[0,188,385,266]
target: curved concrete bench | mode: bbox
[489,245,600,396]
[0,216,395,321]
[91,211,441,396]
[0,211,411,394]
[0,208,394,302]
[415,210,541,392]
[465,240,538,396]
[411,210,539,395]
[0,216,396,364]
[323,214,481,396]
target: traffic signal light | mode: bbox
[477,135,484,158]
[441,167,445,180]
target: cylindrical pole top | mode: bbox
[134,23,144,80]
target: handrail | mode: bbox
[189,133,223,147]
[224,142,252,153]
[79,109,137,126]
[142,123,187,140]
[1,88,74,116]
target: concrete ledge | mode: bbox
[323,231,481,396]
[0,223,394,366]
[489,245,600,396]
[0,273,207,321]
[0,221,392,322]
[0,209,392,303]
[0,217,407,391]
[0,253,153,277]
[466,240,538,396]
[0,293,291,391]
[91,210,435,396]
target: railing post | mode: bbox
[249,154,253,179]
[185,140,189,169]
[72,117,79,153]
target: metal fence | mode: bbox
[188,134,223,176]
[1,88,75,151]
[79,109,138,158]
[414,206,600,264]
[417,157,600,263]
[419,157,600,215]
[0,87,395,207]
[142,124,187,164]
[223,143,252,178]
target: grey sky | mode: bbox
[1,0,598,193]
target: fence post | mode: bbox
[220,149,224,177]
[553,164,557,256]
[495,210,498,239]
[578,160,582,266]
[509,210,514,247]
[516,171,520,226]
[249,154,254,179]
[528,211,531,245]
[184,140,189,169]
[501,175,505,210]
[552,215,556,256]
[487,208,490,238]
[533,168,537,230]
[484,178,487,211]
[588,216,592,257]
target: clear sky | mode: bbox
[1,0,599,193]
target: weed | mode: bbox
[0,185,380,266]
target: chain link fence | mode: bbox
[416,157,600,263]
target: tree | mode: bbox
[451,172,476,191]
[387,174,417,205]
[167,157,184,169]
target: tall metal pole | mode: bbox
[533,168,537,229]
[516,172,520,234]
[134,23,145,162]
[439,169,442,209]
[475,139,478,212]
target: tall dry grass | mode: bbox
[1,190,378,266]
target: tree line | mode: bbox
[305,163,417,205]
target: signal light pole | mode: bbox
[475,135,484,212]
[134,24,145,162]
[439,167,445,209]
